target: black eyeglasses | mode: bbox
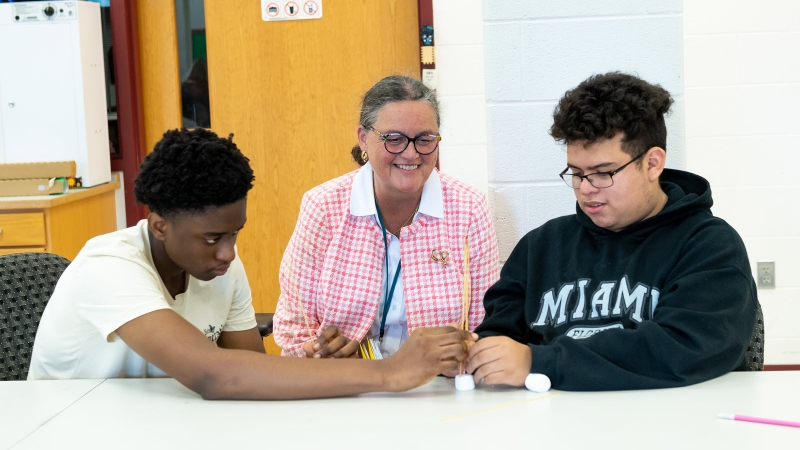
[559,151,647,189]
[368,127,441,155]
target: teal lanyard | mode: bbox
[375,201,403,340]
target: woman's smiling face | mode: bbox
[358,100,440,203]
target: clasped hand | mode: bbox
[302,325,360,358]
[464,336,532,387]
[303,325,482,369]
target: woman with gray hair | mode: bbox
[273,75,499,364]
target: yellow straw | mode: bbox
[460,236,471,374]
[358,340,375,360]
[289,264,315,342]
[461,236,471,331]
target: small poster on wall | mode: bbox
[262,0,322,22]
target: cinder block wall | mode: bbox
[684,0,800,364]
[434,0,490,197]
[434,0,797,364]
[481,0,685,260]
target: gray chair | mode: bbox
[0,252,70,381]
[737,302,764,371]
[256,313,274,337]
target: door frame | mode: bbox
[109,0,148,227]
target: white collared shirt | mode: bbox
[349,162,444,357]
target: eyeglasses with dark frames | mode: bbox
[559,151,647,189]
[367,127,442,155]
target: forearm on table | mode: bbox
[194,347,391,400]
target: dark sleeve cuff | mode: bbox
[528,343,559,386]
[476,330,504,339]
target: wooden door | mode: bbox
[203,1,419,317]
[137,0,183,154]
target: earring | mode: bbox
[361,151,369,163]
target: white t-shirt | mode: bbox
[28,219,257,380]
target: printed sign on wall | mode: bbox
[262,0,322,21]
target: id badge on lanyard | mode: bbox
[374,199,403,343]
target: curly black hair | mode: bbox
[134,128,255,217]
[550,72,674,157]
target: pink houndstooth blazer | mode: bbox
[272,168,500,357]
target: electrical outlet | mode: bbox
[757,261,775,288]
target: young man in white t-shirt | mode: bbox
[29,128,475,399]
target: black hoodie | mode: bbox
[476,169,759,391]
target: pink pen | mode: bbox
[718,413,800,429]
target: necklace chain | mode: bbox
[391,203,420,235]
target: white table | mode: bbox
[0,379,102,450]
[4,372,799,449]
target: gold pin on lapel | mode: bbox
[431,249,449,267]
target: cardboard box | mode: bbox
[0,178,69,197]
[0,161,77,181]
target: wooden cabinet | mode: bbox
[0,178,120,260]
[0,213,46,252]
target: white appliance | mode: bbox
[0,1,111,187]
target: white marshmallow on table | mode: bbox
[454,374,475,391]
[524,373,551,392]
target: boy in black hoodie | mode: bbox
[467,72,761,391]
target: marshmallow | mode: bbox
[455,374,475,391]
[524,373,551,393]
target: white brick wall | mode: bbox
[481,0,685,260]
[434,0,798,364]
[684,0,800,364]
[433,0,489,196]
